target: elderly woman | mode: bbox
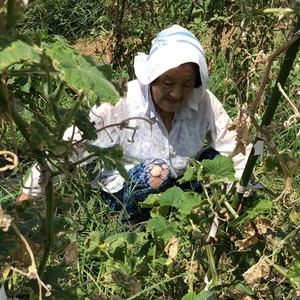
[20,25,248,223]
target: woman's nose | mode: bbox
[169,85,182,99]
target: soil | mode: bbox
[71,33,115,65]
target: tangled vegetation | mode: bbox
[1,0,300,299]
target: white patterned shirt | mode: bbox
[23,80,249,196]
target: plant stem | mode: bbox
[49,81,65,127]
[8,69,46,76]
[205,244,219,287]
[233,16,300,210]
[38,180,54,277]
[58,91,84,140]
[6,0,15,30]
[264,256,288,277]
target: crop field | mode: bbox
[0,0,300,299]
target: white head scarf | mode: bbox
[134,24,208,109]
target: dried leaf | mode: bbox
[13,236,40,267]
[229,102,252,156]
[164,236,179,265]
[112,269,141,296]
[254,217,269,235]
[243,257,270,286]
[63,242,78,267]
[235,236,258,251]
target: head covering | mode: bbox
[134,24,208,108]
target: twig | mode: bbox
[250,115,292,199]
[277,83,300,134]
[73,116,153,146]
[10,221,51,299]
[0,150,18,172]
[277,83,299,116]
[252,31,300,113]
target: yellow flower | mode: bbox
[100,243,107,249]
[164,273,170,280]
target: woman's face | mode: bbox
[150,63,197,114]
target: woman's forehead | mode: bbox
[161,63,197,78]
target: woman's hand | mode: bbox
[17,192,28,202]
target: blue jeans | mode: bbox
[102,148,219,223]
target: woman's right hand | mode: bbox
[17,192,28,202]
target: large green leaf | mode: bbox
[178,192,202,216]
[246,199,273,219]
[158,186,183,208]
[46,42,119,105]
[28,266,80,300]
[288,260,300,290]
[0,32,42,73]
[229,199,273,226]
[201,155,235,181]
[140,193,161,208]
[146,216,177,241]
[85,231,101,252]
[182,292,198,300]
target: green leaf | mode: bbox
[28,121,71,155]
[177,165,197,184]
[46,42,119,105]
[182,292,198,300]
[201,155,235,181]
[97,64,114,81]
[178,192,202,216]
[84,144,124,172]
[85,231,101,252]
[158,186,183,208]
[105,232,141,245]
[146,216,177,241]
[114,160,130,180]
[28,266,79,299]
[195,285,222,300]
[150,205,170,218]
[84,144,123,161]
[140,193,161,208]
[247,200,272,219]
[0,32,42,73]
[234,282,255,295]
[288,260,300,290]
[72,109,98,140]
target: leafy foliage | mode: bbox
[1,0,300,299]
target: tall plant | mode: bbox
[0,0,126,298]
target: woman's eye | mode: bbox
[183,84,193,88]
[164,82,173,86]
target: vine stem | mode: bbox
[205,244,219,288]
[38,180,54,277]
[6,0,15,29]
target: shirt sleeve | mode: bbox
[205,91,251,179]
[22,99,126,197]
